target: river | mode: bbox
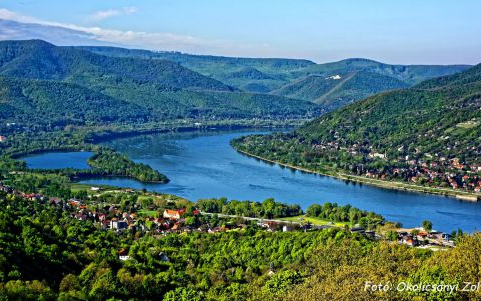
[24,129,481,232]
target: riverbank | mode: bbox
[235,149,481,201]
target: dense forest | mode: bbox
[271,71,409,111]
[87,149,169,183]
[80,46,469,94]
[0,192,480,300]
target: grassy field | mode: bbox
[137,209,158,217]
[280,215,349,227]
[70,183,123,193]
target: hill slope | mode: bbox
[233,63,481,194]
[79,47,469,95]
[0,40,317,129]
[294,58,470,85]
[77,46,315,92]
[0,40,233,92]
[271,71,409,111]
[0,77,148,127]
[79,46,470,113]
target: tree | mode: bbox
[422,220,433,232]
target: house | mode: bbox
[119,249,131,261]
[0,136,6,142]
[90,186,101,191]
[402,237,416,247]
[163,209,187,219]
[163,208,200,219]
[110,219,128,230]
[416,232,428,241]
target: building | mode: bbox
[163,209,187,219]
[0,136,6,142]
[118,249,131,261]
[110,219,128,230]
[163,208,200,220]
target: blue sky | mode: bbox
[0,0,480,64]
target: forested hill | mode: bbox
[0,40,317,129]
[296,61,481,162]
[271,58,470,111]
[294,58,471,85]
[0,39,233,92]
[233,63,481,194]
[77,45,316,93]
[79,46,470,112]
[271,71,409,109]
[0,76,150,127]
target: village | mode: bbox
[0,181,457,261]
[311,137,481,197]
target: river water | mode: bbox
[24,129,481,232]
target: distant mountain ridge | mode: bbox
[0,40,234,92]
[79,46,470,112]
[77,45,315,93]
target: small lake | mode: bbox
[24,129,481,232]
[23,151,93,169]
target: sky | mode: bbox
[0,0,480,64]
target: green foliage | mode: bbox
[422,220,433,232]
[195,197,302,218]
[272,71,409,111]
[0,39,316,133]
[262,270,303,298]
[305,202,384,228]
[87,148,169,183]
[1,191,481,300]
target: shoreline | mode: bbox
[235,149,480,201]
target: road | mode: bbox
[200,212,333,229]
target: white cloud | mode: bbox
[0,8,41,23]
[0,7,289,59]
[89,6,138,21]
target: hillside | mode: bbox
[79,46,470,112]
[0,77,149,127]
[271,71,409,111]
[0,40,233,92]
[0,40,316,129]
[233,63,481,194]
[77,45,314,92]
[295,58,470,85]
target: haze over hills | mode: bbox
[0,40,317,128]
